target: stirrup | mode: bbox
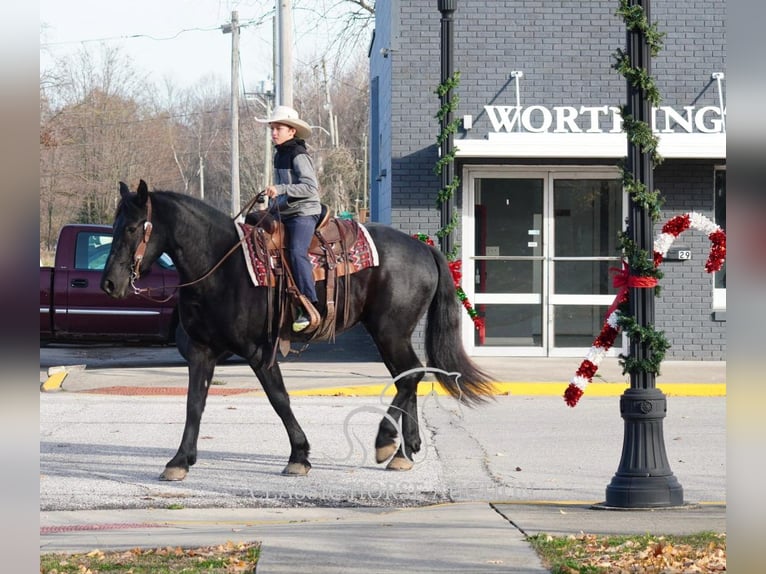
[292,311,310,332]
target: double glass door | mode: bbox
[462,167,625,356]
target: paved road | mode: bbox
[39,345,726,571]
[41,391,725,512]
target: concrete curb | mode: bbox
[40,364,86,392]
[50,381,727,398]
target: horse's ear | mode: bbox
[119,181,130,199]
[137,179,149,205]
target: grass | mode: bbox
[40,530,728,572]
[40,541,261,573]
[528,531,726,573]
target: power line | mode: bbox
[41,17,270,48]
[41,26,222,48]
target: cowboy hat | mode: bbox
[256,105,312,140]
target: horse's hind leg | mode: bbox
[373,340,425,471]
[161,343,217,481]
[253,360,311,476]
[379,385,421,471]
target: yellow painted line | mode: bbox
[290,382,725,398]
[41,371,68,392]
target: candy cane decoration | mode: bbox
[564,212,726,407]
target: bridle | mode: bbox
[127,191,270,302]
[130,196,153,287]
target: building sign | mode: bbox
[484,105,725,134]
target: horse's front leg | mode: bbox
[160,343,217,481]
[254,360,311,475]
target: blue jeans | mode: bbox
[281,214,319,303]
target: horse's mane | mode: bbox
[116,188,235,230]
[152,190,230,219]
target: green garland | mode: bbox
[433,71,462,261]
[411,71,485,331]
[613,0,669,378]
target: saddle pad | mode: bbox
[235,220,379,287]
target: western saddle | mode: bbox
[244,205,363,359]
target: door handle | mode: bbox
[71,278,88,288]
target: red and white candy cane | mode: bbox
[564,212,726,407]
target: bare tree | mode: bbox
[292,0,374,73]
[288,55,369,215]
[151,77,230,199]
[40,0,374,257]
[40,45,176,249]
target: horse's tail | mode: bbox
[425,247,495,405]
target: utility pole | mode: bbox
[276,0,293,107]
[263,94,273,188]
[322,59,337,147]
[198,152,205,200]
[363,132,368,211]
[246,84,275,191]
[222,11,241,216]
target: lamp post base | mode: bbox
[606,474,684,508]
[605,388,684,508]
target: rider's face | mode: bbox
[270,122,297,145]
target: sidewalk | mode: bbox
[40,353,726,571]
[40,502,726,572]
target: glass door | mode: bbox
[463,167,624,356]
[468,174,547,355]
[549,175,624,355]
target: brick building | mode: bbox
[368,1,726,360]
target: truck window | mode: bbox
[73,230,175,271]
[157,253,176,269]
[74,232,113,271]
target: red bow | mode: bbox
[606,261,658,318]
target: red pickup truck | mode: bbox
[40,224,179,344]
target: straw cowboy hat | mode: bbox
[256,105,312,140]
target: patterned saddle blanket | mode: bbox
[235,213,379,288]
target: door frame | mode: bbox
[461,165,626,357]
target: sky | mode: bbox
[40,0,366,93]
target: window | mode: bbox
[74,232,112,270]
[713,167,726,309]
[73,231,175,271]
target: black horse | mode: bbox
[101,180,493,480]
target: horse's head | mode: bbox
[101,179,163,298]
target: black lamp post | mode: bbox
[604,0,683,508]
[438,0,456,256]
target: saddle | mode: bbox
[241,205,378,361]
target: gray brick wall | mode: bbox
[371,1,726,359]
[390,2,444,238]
[654,161,726,360]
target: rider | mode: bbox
[257,106,321,332]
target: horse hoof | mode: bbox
[386,456,414,471]
[282,463,310,476]
[160,467,188,481]
[375,443,398,464]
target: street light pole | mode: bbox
[438,0,456,256]
[604,0,683,508]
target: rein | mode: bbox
[129,191,268,302]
